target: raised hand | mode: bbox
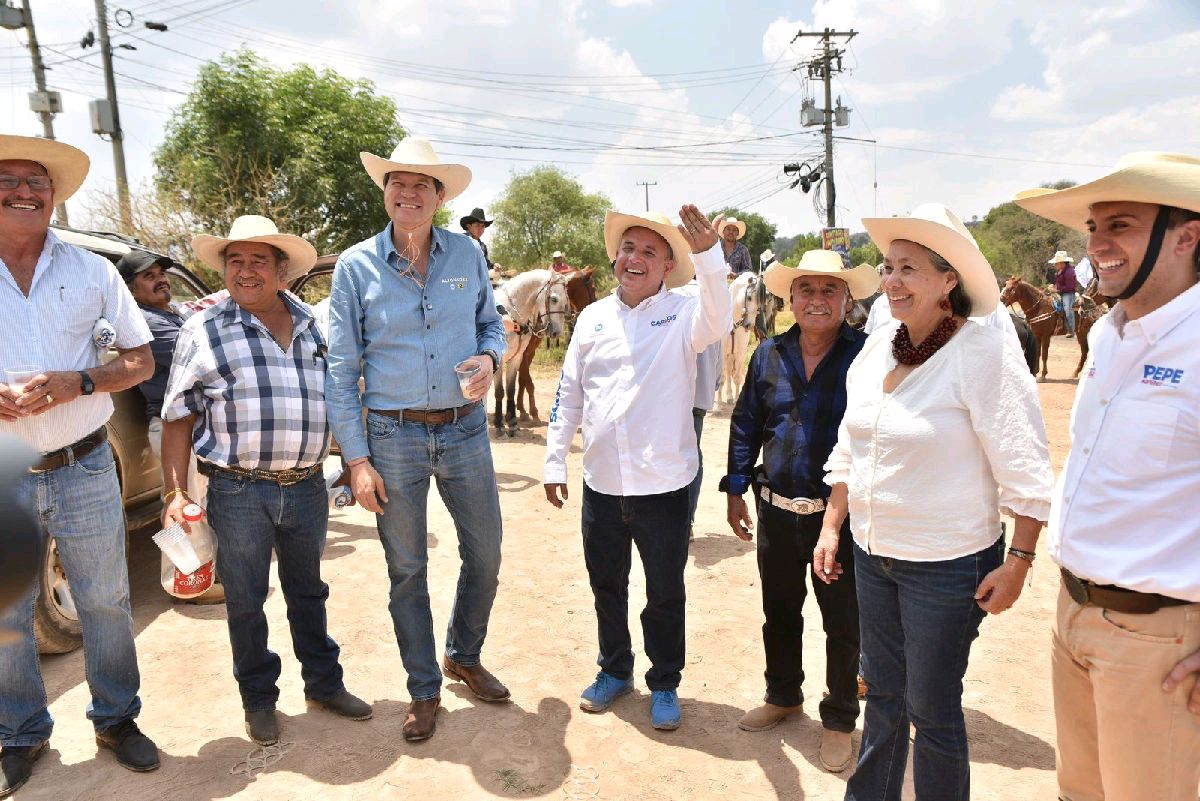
[677,205,723,254]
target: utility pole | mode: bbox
[636,180,657,212]
[94,0,131,231]
[794,27,856,229]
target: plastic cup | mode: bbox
[455,360,481,399]
[4,366,40,394]
[152,523,203,575]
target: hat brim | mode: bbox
[604,211,694,289]
[722,220,747,240]
[360,151,472,203]
[0,136,89,204]
[191,233,318,284]
[763,261,880,301]
[862,217,999,316]
[1014,158,1200,234]
[459,216,493,229]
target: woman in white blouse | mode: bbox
[813,204,1053,800]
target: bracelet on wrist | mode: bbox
[163,488,189,505]
[1007,547,1036,564]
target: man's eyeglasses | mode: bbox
[0,175,54,191]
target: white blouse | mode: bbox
[824,321,1053,561]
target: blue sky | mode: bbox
[4,0,1198,248]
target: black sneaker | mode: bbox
[1,742,47,798]
[95,720,160,772]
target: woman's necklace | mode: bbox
[892,315,961,366]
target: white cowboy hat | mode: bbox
[1014,153,1200,233]
[862,203,1000,317]
[764,249,881,301]
[720,218,747,240]
[603,210,694,289]
[760,248,775,262]
[359,137,472,202]
[0,134,89,204]
[191,215,318,283]
[1047,250,1074,265]
[551,250,564,259]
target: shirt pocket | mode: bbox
[1097,399,1179,476]
[58,286,104,341]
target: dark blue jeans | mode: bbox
[207,470,344,711]
[847,537,1003,801]
[582,484,690,691]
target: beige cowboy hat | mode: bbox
[0,134,89,204]
[191,215,318,283]
[551,250,564,259]
[720,218,747,240]
[760,248,776,263]
[764,249,881,301]
[1014,153,1200,233]
[359,137,472,202]
[603,210,694,289]
[862,203,1000,317]
[1047,250,1074,265]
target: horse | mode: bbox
[1070,292,1106,377]
[721,272,761,404]
[751,274,783,341]
[492,270,568,436]
[514,268,597,421]
[1000,276,1063,380]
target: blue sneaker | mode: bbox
[650,689,681,730]
[579,672,633,712]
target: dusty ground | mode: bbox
[20,335,1089,801]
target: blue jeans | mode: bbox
[581,484,690,691]
[686,408,705,527]
[847,537,1003,801]
[206,469,344,711]
[1061,291,1076,334]
[366,404,503,701]
[1,442,141,745]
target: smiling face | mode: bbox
[223,242,285,310]
[1085,201,1166,298]
[790,275,851,337]
[881,239,958,328]
[614,226,675,306]
[0,159,54,237]
[384,171,444,231]
[129,264,172,310]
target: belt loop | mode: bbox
[65,444,76,467]
[453,405,461,423]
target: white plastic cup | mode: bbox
[4,366,41,394]
[152,523,203,575]
[455,360,481,400]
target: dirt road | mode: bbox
[19,335,1089,801]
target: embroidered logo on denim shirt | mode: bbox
[1141,364,1185,387]
[442,277,469,290]
[650,314,677,327]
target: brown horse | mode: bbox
[1070,292,1107,377]
[515,268,598,420]
[1001,276,1062,380]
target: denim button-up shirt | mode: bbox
[325,223,507,462]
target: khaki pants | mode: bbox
[1052,582,1200,801]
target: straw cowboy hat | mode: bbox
[603,210,694,289]
[1047,250,1074,265]
[760,248,776,263]
[764,249,881,301]
[0,134,89,204]
[720,218,747,240]
[862,203,999,317]
[551,250,565,259]
[191,215,318,283]
[1013,152,1200,233]
[459,207,493,230]
[359,137,472,202]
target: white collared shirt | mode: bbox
[1048,283,1200,601]
[0,231,152,453]
[544,244,732,496]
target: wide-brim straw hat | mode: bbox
[764,249,881,301]
[603,210,694,289]
[760,248,776,262]
[720,218,747,240]
[1014,153,1200,233]
[191,215,317,283]
[1047,250,1074,265]
[862,202,999,317]
[360,137,471,202]
[0,134,89,204]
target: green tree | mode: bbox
[716,207,777,267]
[971,181,1085,284]
[154,50,405,261]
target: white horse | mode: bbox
[492,269,568,436]
[721,272,761,405]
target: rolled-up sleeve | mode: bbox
[325,257,370,462]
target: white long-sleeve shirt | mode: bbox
[544,244,732,496]
[1048,284,1200,601]
[824,321,1053,561]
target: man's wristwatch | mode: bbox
[78,370,95,396]
[480,349,499,371]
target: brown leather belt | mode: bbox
[29,427,108,473]
[1061,568,1192,615]
[197,460,323,486]
[371,401,479,425]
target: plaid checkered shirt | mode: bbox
[161,292,329,471]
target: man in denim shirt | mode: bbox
[326,138,507,743]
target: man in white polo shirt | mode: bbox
[544,205,731,731]
[1015,152,1200,801]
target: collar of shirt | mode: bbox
[1106,281,1199,344]
[377,221,446,272]
[138,302,184,325]
[615,284,668,311]
[217,290,318,346]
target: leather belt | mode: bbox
[1061,568,1192,615]
[372,401,479,425]
[197,460,322,486]
[29,427,108,473]
[759,485,826,516]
